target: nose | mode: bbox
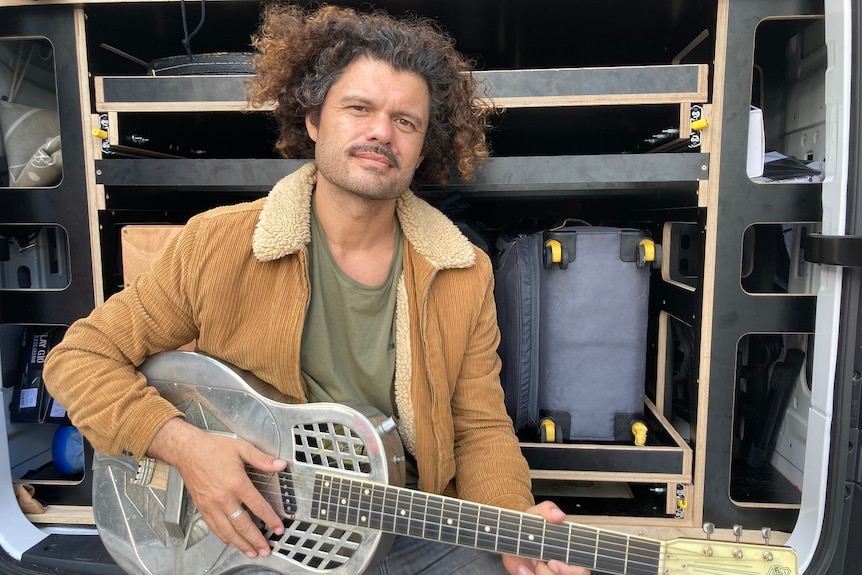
[365,113,394,143]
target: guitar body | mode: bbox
[93,351,405,575]
[93,352,800,575]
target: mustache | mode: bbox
[347,144,400,169]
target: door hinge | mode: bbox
[803,234,862,267]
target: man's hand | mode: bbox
[502,501,592,575]
[147,418,287,558]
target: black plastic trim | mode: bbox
[20,535,123,575]
[0,535,121,575]
[803,234,862,267]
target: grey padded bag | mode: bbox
[494,226,652,442]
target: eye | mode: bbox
[395,117,418,132]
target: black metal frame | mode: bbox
[0,6,95,326]
[700,0,824,532]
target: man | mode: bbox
[44,5,589,575]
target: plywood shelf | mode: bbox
[94,64,709,112]
[94,154,708,199]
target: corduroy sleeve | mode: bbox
[448,251,535,512]
[42,217,205,459]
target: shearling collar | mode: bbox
[252,162,476,270]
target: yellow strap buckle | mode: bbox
[631,420,648,446]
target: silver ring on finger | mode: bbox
[227,507,244,521]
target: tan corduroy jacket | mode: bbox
[43,162,534,512]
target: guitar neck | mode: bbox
[310,472,663,575]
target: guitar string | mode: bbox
[319,475,661,571]
[158,463,651,560]
[242,426,658,562]
[238,469,662,567]
[144,457,789,574]
[245,467,660,558]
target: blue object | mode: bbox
[52,426,84,475]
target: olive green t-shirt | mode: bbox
[301,206,418,487]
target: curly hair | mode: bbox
[246,3,491,185]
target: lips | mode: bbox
[355,152,391,167]
[349,145,400,169]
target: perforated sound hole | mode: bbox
[268,520,363,569]
[293,422,372,474]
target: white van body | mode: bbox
[0,1,860,574]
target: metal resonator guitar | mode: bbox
[92,351,799,575]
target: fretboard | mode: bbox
[311,472,662,575]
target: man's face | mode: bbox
[306,56,430,201]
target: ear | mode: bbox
[305,114,319,143]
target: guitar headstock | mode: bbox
[664,536,798,575]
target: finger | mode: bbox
[502,554,535,575]
[543,560,591,575]
[241,485,285,539]
[235,443,287,536]
[201,506,263,558]
[229,510,275,558]
[529,500,567,524]
[239,441,288,473]
[202,475,272,556]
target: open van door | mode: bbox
[789,0,862,572]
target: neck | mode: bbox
[312,189,400,286]
[306,471,664,575]
[313,187,398,252]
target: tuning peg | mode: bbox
[377,417,398,436]
[733,524,744,543]
[701,522,715,557]
[761,528,775,562]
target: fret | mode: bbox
[407,490,426,538]
[565,522,574,565]
[392,486,411,535]
[617,535,664,575]
[339,477,354,525]
[355,482,378,530]
[439,498,460,545]
[625,536,630,574]
[376,483,396,533]
[595,531,628,574]
[541,522,573,564]
[457,501,480,547]
[630,537,663,556]
[495,509,521,556]
[331,476,348,525]
[518,514,544,558]
[475,506,501,552]
[424,495,443,542]
[317,476,340,524]
[311,473,664,575]
[344,478,362,526]
[543,515,550,561]
[365,483,384,530]
[311,476,324,521]
[567,524,600,568]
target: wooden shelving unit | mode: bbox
[84,24,712,528]
[1,0,829,543]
